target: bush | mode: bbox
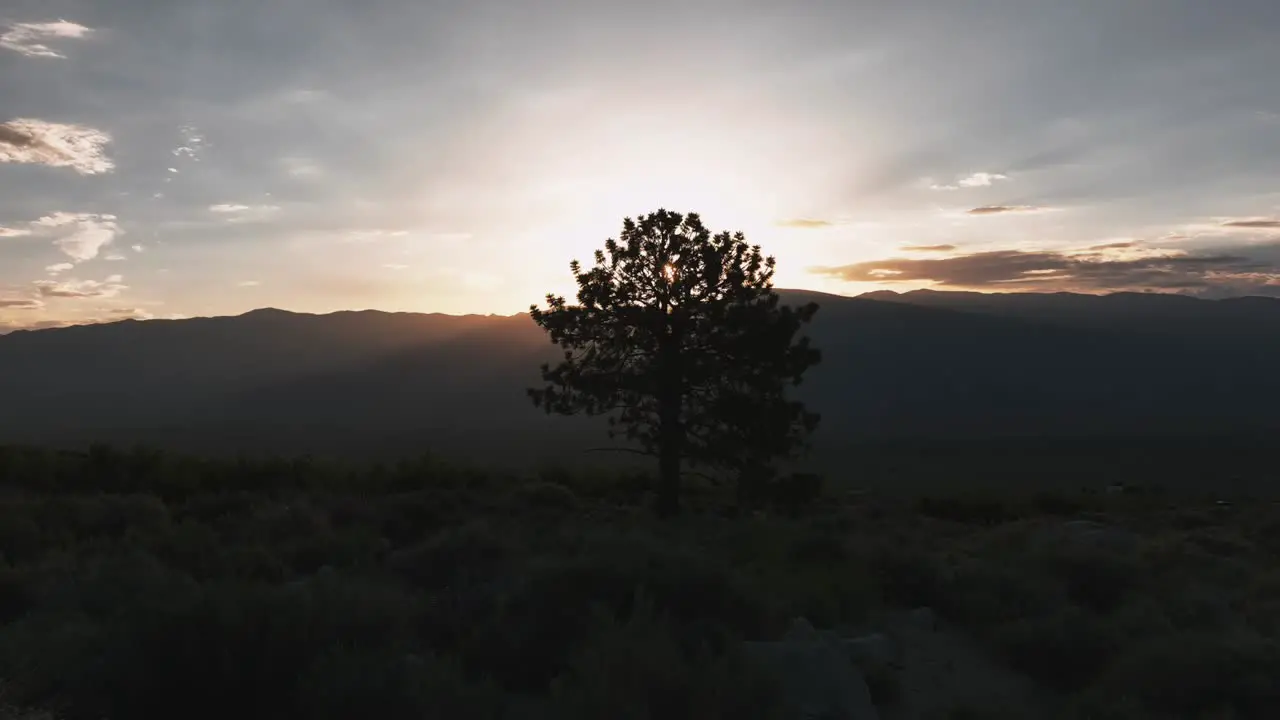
[546,591,781,720]
[387,519,516,590]
[463,542,773,693]
[297,648,504,720]
[990,606,1123,694]
[1092,632,1280,718]
[512,481,580,512]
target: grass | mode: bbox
[0,443,1278,719]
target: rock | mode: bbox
[906,607,938,633]
[842,632,902,670]
[744,636,881,720]
[785,616,821,642]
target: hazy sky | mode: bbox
[3,0,1280,330]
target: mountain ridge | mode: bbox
[2,289,1278,473]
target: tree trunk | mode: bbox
[655,329,683,518]
[656,415,681,518]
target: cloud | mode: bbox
[0,297,42,309]
[776,218,833,229]
[0,119,114,174]
[931,172,1008,190]
[209,203,280,222]
[103,253,126,261]
[901,244,957,252]
[30,212,121,261]
[811,244,1280,297]
[108,307,155,320]
[342,229,411,243]
[280,157,324,179]
[384,263,410,270]
[33,275,127,299]
[45,262,74,274]
[238,280,262,287]
[966,205,1052,215]
[172,124,206,161]
[131,244,144,253]
[0,20,92,59]
[1086,241,1137,251]
[0,226,32,238]
[1221,219,1280,230]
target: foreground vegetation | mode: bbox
[2,443,1279,719]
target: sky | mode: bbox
[2,0,1280,331]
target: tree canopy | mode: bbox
[528,209,821,517]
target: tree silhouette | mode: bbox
[528,209,821,517]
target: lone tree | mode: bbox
[528,209,821,517]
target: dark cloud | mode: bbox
[1222,219,1280,229]
[776,218,833,229]
[811,244,1280,297]
[901,244,957,252]
[0,298,42,309]
[967,205,1048,215]
[1086,241,1137,250]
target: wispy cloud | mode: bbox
[45,262,74,275]
[280,156,324,179]
[812,244,1280,296]
[238,280,262,287]
[776,218,834,229]
[106,307,155,320]
[1221,218,1280,230]
[0,226,32,238]
[172,124,206,161]
[384,263,410,270]
[966,205,1053,216]
[0,119,114,175]
[342,229,411,243]
[208,203,282,225]
[901,244,957,252]
[930,172,1009,191]
[30,212,121,262]
[0,20,92,59]
[210,203,280,214]
[0,297,43,309]
[33,274,127,299]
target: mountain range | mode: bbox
[2,289,1278,485]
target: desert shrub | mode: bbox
[0,566,30,625]
[1,568,422,720]
[870,545,946,608]
[297,648,505,720]
[916,494,1019,526]
[462,542,773,693]
[0,510,42,565]
[1091,632,1280,719]
[765,472,825,516]
[1030,491,1088,517]
[1043,546,1140,615]
[990,605,1123,694]
[512,481,580,512]
[545,591,781,720]
[375,489,456,544]
[937,559,1063,627]
[387,519,517,590]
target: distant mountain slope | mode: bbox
[1,290,1278,470]
[856,289,1280,342]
